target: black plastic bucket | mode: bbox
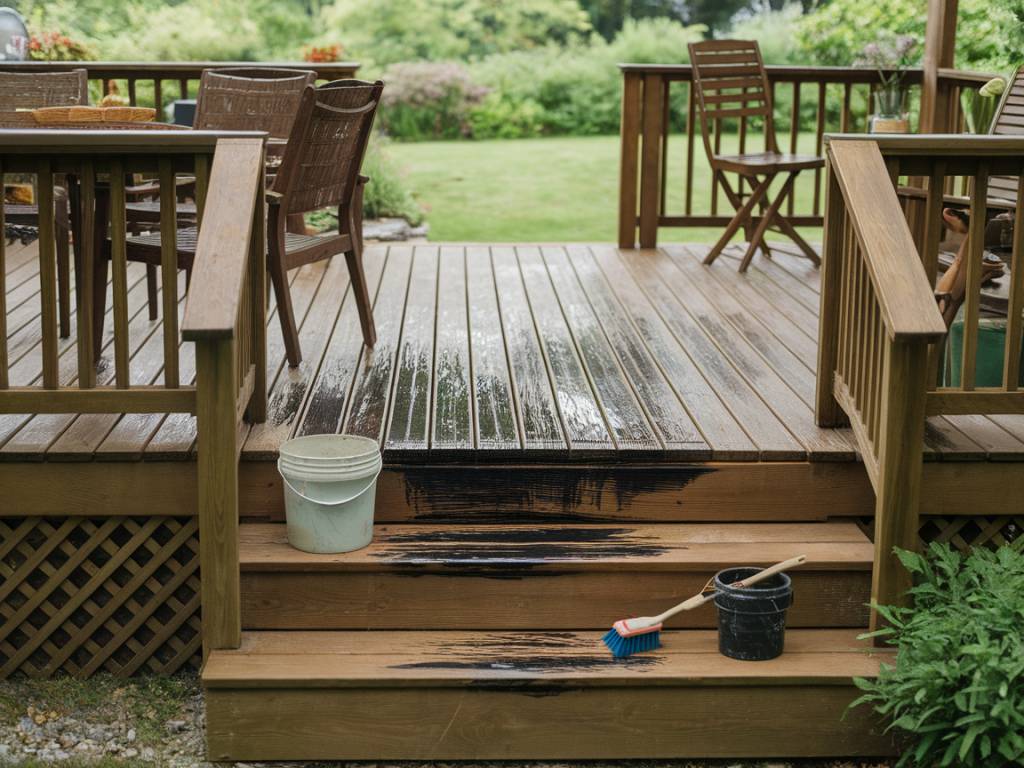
[713,567,793,661]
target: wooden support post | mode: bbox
[919,0,959,133]
[816,161,846,426]
[195,337,241,655]
[638,74,664,249]
[618,72,642,249]
[870,338,929,635]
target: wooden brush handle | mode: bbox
[654,555,807,623]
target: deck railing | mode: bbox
[817,134,1024,628]
[0,61,359,110]
[618,65,993,248]
[0,130,267,656]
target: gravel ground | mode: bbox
[0,673,894,768]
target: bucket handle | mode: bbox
[277,460,381,507]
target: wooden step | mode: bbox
[239,522,873,629]
[204,629,895,760]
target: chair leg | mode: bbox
[772,209,822,266]
[146,265,159,320]
[705,175,773,266]
[268,238,302,368]
[345,183,376,347]
[739,172,797,273]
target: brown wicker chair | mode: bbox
[110,79,383,367]
[688,40,824,272]
[125,67,318,318]
[0,69,88,338]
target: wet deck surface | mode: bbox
[4,239,1023,464]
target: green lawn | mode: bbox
[388,134,824,243]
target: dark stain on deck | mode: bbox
[373,526,671,567]
[399,465,716,523]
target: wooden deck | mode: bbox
[6,237,1024,466]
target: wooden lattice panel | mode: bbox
[856,515,1023,551]
[0,516,201,678]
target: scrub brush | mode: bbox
[602,554,807,658]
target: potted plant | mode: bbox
[962,76,1007,134]
[858,35,918,134]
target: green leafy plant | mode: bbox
[962,76,1007,134]
[379,61,488,140]
[851,541,1024,767]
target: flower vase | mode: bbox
[870,85,910,134]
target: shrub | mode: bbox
[379,61,488,140]
[27,31,92,61]
[361,139,424,225]
[851,542,1024,767]
[469,93,544,139]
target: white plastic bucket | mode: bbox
[277,434,382,554]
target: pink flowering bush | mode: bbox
[379,61,489,140]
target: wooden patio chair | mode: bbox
[688,40,824,272]
[125,67,318,319]
[109,79,383,367]
[0,69,89,338]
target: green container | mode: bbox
[946,316,1024,387]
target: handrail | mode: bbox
[825,139,947,340]
[817,133,1024,635]
[618,64,993,248]
[181,136,268,655]
[0,131,268,656]
[0,61,360,110]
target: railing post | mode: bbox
[195,337,241,655]
[920,0,959,133]
[638,73,664,249]
[870,337,929,634]
[816,158,846,427]
[618,70,642,249]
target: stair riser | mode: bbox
[206,684,893,760]
[241,571,871,629]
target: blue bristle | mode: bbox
[602,627,661,658]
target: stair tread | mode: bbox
[203,629,890,688]
[240,522,873,571]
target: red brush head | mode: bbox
[612,618,663,638]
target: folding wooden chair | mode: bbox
[688,40,824,272]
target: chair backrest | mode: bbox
[273,79,384,216]
[987,65,1024,205]
[0,69,88,111]
[194,67,317,139]
[688,40,778,161]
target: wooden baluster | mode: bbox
[127,78,137,106]
[841,83,852,132]
[816,163,846,425]
[865,293,879,438]
[638,73,663,248]
[194,154,210,229]
[813,83,827,216]
[659,78,670,217]
[154,80,163,115]
[960,164,989,389]
[195,335,240,656]
[1003,172,1024,390]
[618,72,642,248]
[76,163,96,388]
[159,159,180,387]
[179,78,189,100]
[857,256,869,408]
[788,82,800,218]
[249,170,268,423]
[685,81,696,217]
[0,160,6,389]
[922,163,947,389]
[36,160,59,389]
[109,162,131,389]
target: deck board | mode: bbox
[3,239,1021,464]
